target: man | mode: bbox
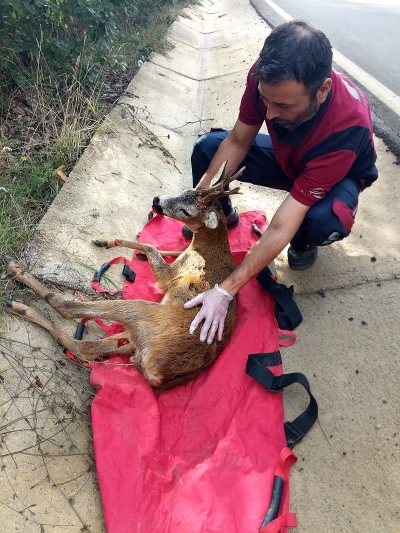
[183,21,378,345]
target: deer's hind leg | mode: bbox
[3,299,134,362]
[6,259,146,324]
[6,260,93,320]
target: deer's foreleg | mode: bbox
[92,238,181,258]
[92,239,180,288]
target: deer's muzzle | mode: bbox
[152,197,163,215]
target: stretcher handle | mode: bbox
[260,475,284,529]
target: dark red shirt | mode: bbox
[239,65,378,206]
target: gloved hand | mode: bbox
[184,284,233,344]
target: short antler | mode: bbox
[197,162,245,208]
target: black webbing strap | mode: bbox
[256,268,303,331]
[246,353,318,448]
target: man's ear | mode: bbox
[204,211,219,229]
[317,78,332,104]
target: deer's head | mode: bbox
[152,162,244,229]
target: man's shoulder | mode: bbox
[329,70,372,126]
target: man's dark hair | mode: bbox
[253,21,333,97]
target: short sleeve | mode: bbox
[238,63,265,126]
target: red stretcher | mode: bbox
[86,211,303,533]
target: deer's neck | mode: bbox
[191,222,231,252]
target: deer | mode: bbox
[3,162,245,389]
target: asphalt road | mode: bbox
[265,0,400,96]
[251,0,400,157]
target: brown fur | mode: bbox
[4,163,244,389]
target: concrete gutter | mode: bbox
[1,0,399,531]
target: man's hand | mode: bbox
[184,285,233,344]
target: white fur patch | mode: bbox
[205,211,218,229]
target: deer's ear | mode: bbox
[204,210,219,229]
[210,161,228,187]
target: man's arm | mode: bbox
[185,194,310,343]
[196,119,262,188]
[220,194,310,296]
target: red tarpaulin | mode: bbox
[89,211,297,533]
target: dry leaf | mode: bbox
[53,165,68,183]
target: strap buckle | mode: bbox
[284,421,304,449]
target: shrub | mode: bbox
[0,0,180,95]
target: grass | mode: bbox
[0,0,198,301]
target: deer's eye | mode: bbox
[181,209,191,217]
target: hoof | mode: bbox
[2,300,28,316]
[92,239,111,249]
[6,259,22,277]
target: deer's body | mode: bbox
[5,164,244,389]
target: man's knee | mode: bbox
[292,176,361,247]
[192,131,226,161]
[191,132,222,187]
[301,200,358,246]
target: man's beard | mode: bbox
[273,97,320,132]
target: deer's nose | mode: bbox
[152,197,163,214]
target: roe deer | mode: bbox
[4,162,244,389]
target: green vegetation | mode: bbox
[0,1,190,96]
[0,0,197,298]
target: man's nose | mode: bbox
[266,104,280,121]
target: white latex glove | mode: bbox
[184,284,233,344]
